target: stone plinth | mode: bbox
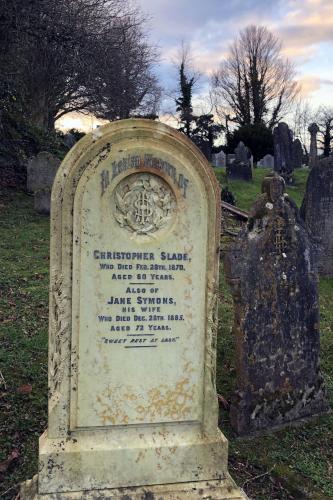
[21,474,247,499]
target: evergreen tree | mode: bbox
[175,61,195,136]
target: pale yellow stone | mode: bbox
[21,474,248,499]
[20,120,246,499]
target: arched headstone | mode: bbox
[21,120,247,499]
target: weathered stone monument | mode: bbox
[227,142,252,181]
[292,138,303,168]
[212,150,226,167]
[224,173,328,435]
[21,120,247,499]
[301,156,333,277]
[257,154,274,168]
[27,151,61,215]
[308,122,319,168]
[273,122,294,182]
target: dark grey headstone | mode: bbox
[235,142,250,164]
[63,132,77,149]
[273,122,294,182]
[258,154,274,168]
[227,142,252,181]
[224,173,328,435]
[226,162,252,181]
[27,151,60,194]
[300,157,333,277]
[34,189,51,215]
[292,139,303,168]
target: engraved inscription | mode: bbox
[114,173,176,234]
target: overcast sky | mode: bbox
[138,0,333,114]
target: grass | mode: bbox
[0,175,332,499]
[215,166,310,210]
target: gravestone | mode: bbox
[21,120,247,499]
[292,138,303,168]
[227,142,252,181]
[235,141,249,164]
[273,122,294,182]
[308,122,319,168]
[27,151,61,215]
[27,151,60,193]
[258,154,274,168]
[300,156,333,277]
[212,150,226,167]
[63,132,77,149]
[224,173,328,435]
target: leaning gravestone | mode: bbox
[273,122,294,182]
[301,156,333,277]
[224,173,328,435]
[21,120,247,499]
[27,151,60,215]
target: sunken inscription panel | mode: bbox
[71,154,207,429]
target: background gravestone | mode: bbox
[27,151,60,215]
[258,154,274,168]
[301,156,333,277]
[224,173,328,435]
[292,138,303,168]
[27,151,60,193]
[227,142,252,181]
[212,150,226,167]
[21,120,247,499]
[273,122,294,182]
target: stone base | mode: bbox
[20,474,248,499]
[230,382,329,436]
[37,428,230,494]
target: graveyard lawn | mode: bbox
[215,167,309,210]
[0,181,332,500]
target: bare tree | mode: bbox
[90,17,161,120]
[212,25,299,129]
[315,106,333,157]
[0,0,160,130]
[291,98,313,155]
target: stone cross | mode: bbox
[308,122,319,168]
[20,120,247,499]
[224,172,328,435]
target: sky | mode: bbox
[58,0,333,131]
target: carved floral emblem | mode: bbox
[114,173,176,234]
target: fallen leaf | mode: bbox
[17,384,32,394]
[0,449,20,473]
[217,394,230,410]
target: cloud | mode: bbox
[275,0,333,59]
[298,75,321,96]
